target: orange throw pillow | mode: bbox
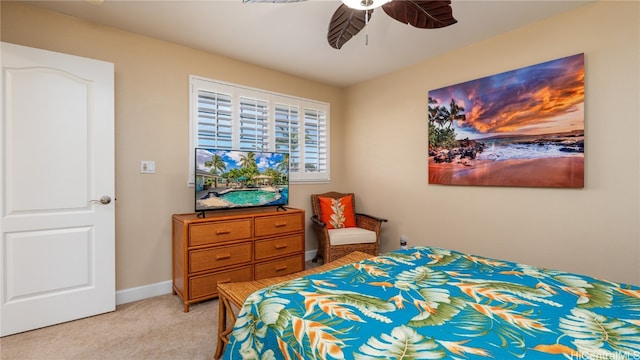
[318,195,356,229]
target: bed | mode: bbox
[221,246,640,359]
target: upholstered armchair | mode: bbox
[310,191,387,263]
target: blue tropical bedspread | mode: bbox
[223,246,640,359]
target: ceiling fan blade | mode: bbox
[327,4,372,50]
[382,0,457,29]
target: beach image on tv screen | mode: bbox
[195,148,289,211]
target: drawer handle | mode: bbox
[275,265,288,272]
[215,229,231,235]
[275,243,288,250]
[218,278,231,284]
[274,222,287,227]
[216,253,231,260]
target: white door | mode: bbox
[0,42,115,336]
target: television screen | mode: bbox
[195,148,289,213]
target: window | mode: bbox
[189,76,330,185]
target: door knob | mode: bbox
[90,196,112,205]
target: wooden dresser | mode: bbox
[172,207,305,312]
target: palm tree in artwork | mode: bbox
[239,151,258,184]
[276,153,289,172]
[239,151,257,170]
[274,153,290,184]
[429,97,467,149]
[204,154,226,188]
[447,98,466,128]
[428,97,447,128]
[428,97,440,149]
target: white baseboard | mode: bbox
[116,249,319,306]
[116,280,173,305]
[305,249,318,262]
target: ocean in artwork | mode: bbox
[476,132,583,161]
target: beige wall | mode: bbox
[2,0,639,290]
[344,1,639,285]
[1,2,347,291]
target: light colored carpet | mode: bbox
[0,294,218,360]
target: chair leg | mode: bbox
[313,240,326,263]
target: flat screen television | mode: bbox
[195,148,289,215]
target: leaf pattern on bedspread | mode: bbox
[223,246,640,359]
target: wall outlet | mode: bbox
[140,160,155,174]
[400,235,408,249]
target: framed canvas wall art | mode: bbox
[428,53,584,188]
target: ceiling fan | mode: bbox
[243,0,457,49]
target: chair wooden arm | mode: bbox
[313,214,386,228]
[355,213,387,232]
[310,215,326,228]
[356,213,387,223]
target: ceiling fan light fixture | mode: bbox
[341,0,391,11]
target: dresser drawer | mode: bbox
[189,242,252,273]
[254,213,303,237]
[254,254,304,280]
[189,266,253,299]
[189,219,252,246]
[255,235,303,261]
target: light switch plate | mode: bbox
[140,160,155,174]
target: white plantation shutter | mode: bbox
[303,109,328,174]
[196,90,233,149]
[189,76,329,185]
[239,96,269,151]
[275,104,300,173]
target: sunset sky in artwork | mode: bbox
[428,53,584,140]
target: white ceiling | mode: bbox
[22,0,593,87]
